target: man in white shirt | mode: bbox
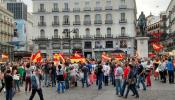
[103,63,110,86]
[115,63,123,96]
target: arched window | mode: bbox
[75,29,79,37]
[96,28,100,36]
[121,27,125,36]
[40,29,45,38]
[85,28,90,36]
[54,29,58,38]
[107,27,111,35]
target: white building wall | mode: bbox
[32,0,137,57]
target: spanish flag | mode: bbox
[31,50,42,63]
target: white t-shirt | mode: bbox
[103,65,110,76]
[115,67,123,80]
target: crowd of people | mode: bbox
[0,56,174,100]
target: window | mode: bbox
[85,28,90,36]
[40,29,45,38]
[63,15,69,24]
[85,1,90,7]
[106,0,112,6]
[53,16,59,23]
[54,29,58,38]
[75,15,80,22]
[121,13,125,21]
[106,41,113,48]
[64,3,68,9]
[95,41,102,48]
[53,3,58,11]
[106,14,112,21]
[96,1,100,7]
[96,28,100,36]
[107,28,111,35]
[40,4,44,11]
[53,3,58,9]
[95,14,101,21]
[121,0,125,3]
[84,42,92,49]
[121,27,125,36]
[84,15,91,22]
[75,2,79,6]
[75,29,79,37]
[40,16,44,22]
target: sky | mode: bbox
[22,0,171,17]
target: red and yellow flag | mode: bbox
[152,43,164,51]
[31,50,42,63]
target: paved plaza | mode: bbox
[1,78,175,100]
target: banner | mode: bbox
[152,43,164,51]
[101,52,111,61]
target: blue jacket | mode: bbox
[166,61,174,71]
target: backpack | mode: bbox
[31,75,38,89]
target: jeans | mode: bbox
[65,80,69,89]
[29,89,44,100]
[14,80,20,92]
[168,70,174,83]
[121,79,127,96]
[115,79,122,95]
[57,81,65,93]
[51,74,56,87]
[98,73,103,90]
[6,88,13,100]
[25,76,31,92]
[137,76,146,90]
[125,84,139,98]
[44,74,49,86]
[82,75,88,88]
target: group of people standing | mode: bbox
[0,56,174,100]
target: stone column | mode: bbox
[136,37,149,58]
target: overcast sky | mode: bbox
[22,0,171,17]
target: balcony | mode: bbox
[52,22,59,27]
[119,5,127,9]
[38,9,46,12]
[94,34,104,39]
[84,7,91,11]
[83,21,91,25]
[73,21,81,25]
[62,8,70,12]
[38,22,46,26]
[105,6,113,10]
[62,22,70,26]
[105,34,113,38]
[94,7,102,11]
[73,8,80,12]
[105,20,113,24]
[94,20,102,25]
[52,8,59,12]
[83,35,93,39]
[119,19,127,24]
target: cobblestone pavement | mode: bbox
[0,79,175,100]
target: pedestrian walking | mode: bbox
[166,58,174,84]
[4,69,14,100]
[29,69,44,100]
[56,65,65,93]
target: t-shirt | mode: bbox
[137,64,144,76]
[123,67,130,79]
[5,74,13,89]
[115,67,123,79]
[56,69,64,81]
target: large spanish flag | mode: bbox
[53,53,65,63]
[70,53,85,63]
[115,54,124,61]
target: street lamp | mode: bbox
[62,28,78,57]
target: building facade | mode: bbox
[32,0,137,59]
[0,5,14,61]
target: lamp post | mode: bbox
[62,28,78,57]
